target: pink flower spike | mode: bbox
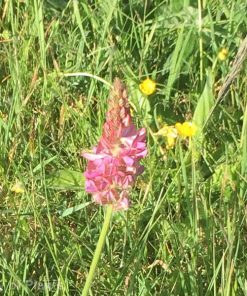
[82,78,147,210]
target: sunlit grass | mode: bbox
[0,0,247,295]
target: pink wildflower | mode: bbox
[82,78,147,210]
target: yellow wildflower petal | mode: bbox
[155,125,178,149]
[139,78,156,95]
[175,122,197,137]
[155,125,177,137]
[167,126,178,139]
[155,125,169,137]
[11,181,24,194]
[166,135,175,149]
[218,48,228,61]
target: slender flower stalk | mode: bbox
[81,205,113,296]
[81,78,147,295]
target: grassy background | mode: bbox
[0,0,247,295]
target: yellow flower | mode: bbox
[11,181,24,194]
[175,122,197,137]
[155,125,178,149]
[139,78,156,95]
[218,48,228,61]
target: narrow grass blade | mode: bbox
[165,26,193,101]
[60,201,91,217]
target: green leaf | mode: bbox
[45,0,68,11]
[47,169,85,190]
[59,201,91,217]
[193,70,215,142]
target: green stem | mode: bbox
[82,205,113,296]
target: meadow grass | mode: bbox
[0,0,247,295]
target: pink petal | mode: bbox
[82,152,107,160]
[122,156,135,166]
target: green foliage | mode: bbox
[0,0,247,295]
[47,169,85,190]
